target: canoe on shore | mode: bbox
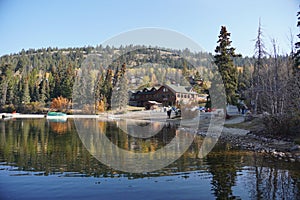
[46,112,67,119]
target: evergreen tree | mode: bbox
[61,63,74,99]
[6,76,16,105]
[111,63,128,111]
[118,75,129,110]
[95,72,104,102]
[237,65,251,100]
[295,10,300,68]
[72,72,84,108]
[14,78,22,106]
[214,26,240,105]
[52,61,64,98]
[74,65,94,107]
[0,64,14,106]
[113,66,120,87]
[32,83,40,102]
[39,78,49,104]
[28,68,39,101]
[102,69,113,110]
[290,10,300,114]
[48,72,56,99]
[21,77,31,104]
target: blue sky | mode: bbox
[0,0,298,56]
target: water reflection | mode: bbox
[116,119,165,138]
[0,119,299,199]
[75,119,195,173]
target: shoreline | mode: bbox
[2,111,300,162]
[215,115,300,163]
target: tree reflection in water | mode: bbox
[0,119,299,199]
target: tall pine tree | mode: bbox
[102,69,113,110]
[21,76,31,104]
[111,63,128,111]
[214,26,240,105]
[295,10,300,68]
[61,63,74,100]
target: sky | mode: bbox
[0,0,298,57]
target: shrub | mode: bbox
[97,100,106,113]
[50,96,70,112]
[0,104,15,113]
[263,112,300,136]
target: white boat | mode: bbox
[1,113,13,120]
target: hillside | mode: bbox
[0,45,255,113]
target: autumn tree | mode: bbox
[50,96,70,112]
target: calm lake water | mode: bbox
[0,118,299,200]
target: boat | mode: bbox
[46,112,67,119]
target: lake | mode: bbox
[0,118,299,199]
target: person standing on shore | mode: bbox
[167,106,172,119]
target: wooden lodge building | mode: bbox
[129,84,207,108]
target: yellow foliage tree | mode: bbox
[50,96,70,112]
[97,100,106,113]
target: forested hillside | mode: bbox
[0,44,286,115]
[0,45,253,112]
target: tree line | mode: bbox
[0,44,249,113]
[213,11,300,136]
